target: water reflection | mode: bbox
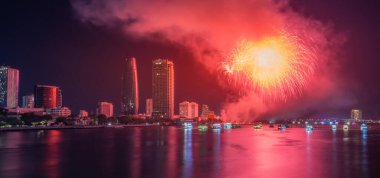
[0,127,378,178]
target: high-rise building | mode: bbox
[351,109,362,121]
[146,98,153,116]
[97,102,113,117]
[22,94,34,108]
[152,59,174,119]
[179,101,199,118]
[122,57,139,115]
[34,85,62,109]
[0,66,19,108]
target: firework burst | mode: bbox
[223,32,317,101]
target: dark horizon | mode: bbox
[2,0,380,119]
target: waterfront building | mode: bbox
[179,101,199,118]
[121,57,139,115]
[22,94,34,108]
[351,109,362,121]
[34,85,62,109]
[0,66,19,108]
[79,110,89,118]
[152,59,174,119]
[146,98,153,116]
[46,107,71,117]
[97,102,113,117]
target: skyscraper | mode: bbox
[146,98,153,116]
[0,66,19,108]
[22,94,34,108]
[34,85,62,108]
[122,57,139,115]
[97,102,114,117]
[152,59,174,119]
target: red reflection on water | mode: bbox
[131,127,142,178]
[43,130,62,178]
[166,127,179,178]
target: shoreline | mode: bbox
[0,124,159,132]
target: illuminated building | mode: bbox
[122,57,139,115]
[201,104,210,118]
[22,94,34,108]
[34,85,62,109]
[179,101,199,118]
[97,102,113,117]
[46,107,71,117]
[152,59,174,119]
[351,109,362,121]
[79,110,89,118]
[0,66,19,108]
[146,98,153,116]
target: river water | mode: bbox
[0,126,377,178]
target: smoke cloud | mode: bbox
[71,0,351,121]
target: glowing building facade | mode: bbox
[146,98,153,116]
[122,57,139,115]
[97,102,114,117]
[152,59,174,119]
[179,101,199,119]
[0,66,19,108]
[34,85,62,109]
[351,109,362,121]
[22,94,34,108]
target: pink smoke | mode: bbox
[71,0,351,121]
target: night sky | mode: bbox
[1,0,380,118]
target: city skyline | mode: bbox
[2,1,380,119]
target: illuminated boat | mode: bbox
[360,123,368,131]
[232,124,241,128]
[278,124,286,131]
[212,123,222,129]
[183,122,193,130]
[198,125,208,131]
[331,124,337,130]
[224,123,233,129]
[343,124,349,130]
[253,123,263,129]
[306,125,313,132]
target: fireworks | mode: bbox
[223,32,316,101]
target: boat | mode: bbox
[360,123,368,131]
[198,125,208,131]
[183,122,193,130]
[343,124,349,130]
[306,125,313,132]
[331,124,337,130]
[232,124,241,129]
[253,123,263,129]
[212,123,222,129]
[224,123,233,129]
[269,124,274,128]
[278,124,286,131]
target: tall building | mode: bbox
[146,98,153,116]
[179,101,199,118]
[122,57,139,115]
[351,109,362,121]
[152,59,174,119]
[22,94,34,108]
[0,66,19,108]
[34,85,62,108]
[97,102,114,117]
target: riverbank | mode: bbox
[0,124,159,132]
